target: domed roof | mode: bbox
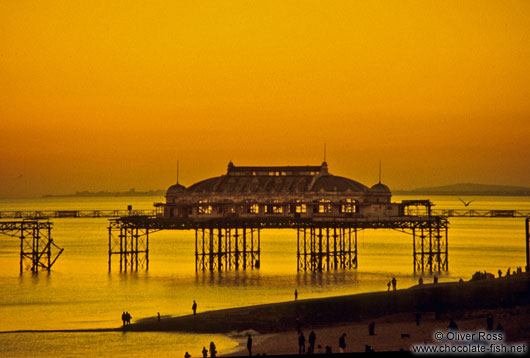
[166,164,373,196]
[311,175,368,193]
[166,182,186,195]
[370,182,391,193]
[185,176,223,193]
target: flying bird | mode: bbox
[458,197,474,207]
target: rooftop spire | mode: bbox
[227,160,235,173]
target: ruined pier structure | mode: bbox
[109,162,448,272]
[0,220,64,273]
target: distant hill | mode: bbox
[394,183,530,196]
[43,189,166,198]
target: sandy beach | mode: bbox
[224,304,530,356]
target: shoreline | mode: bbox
[2,275,528,355]
[2,274,528,336]
[125,273,530,334]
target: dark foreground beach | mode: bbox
[126,273,530,355]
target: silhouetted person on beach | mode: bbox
[308,330,316,354]
[507,268,511,276]
[298,332,306,354]
[157,312,161,321]
[433,275,438,284]
[486,314,494,331]
[391,277,397,291]
[202,346,208,358]
[121,312,126,326]
[295,317,302,334]
[415,312,422,326]
[418,277,423,285]
[247,334,253,356]
[496,323,504,332]
[368,321,375,336]
[184,352,191,358]
[325,346,332,354]
[498,269,502,278]
[210,341,217,358]
[124,312,131,325]
[339,333,347,353]
[448,318,458,331]
[192,300,197,315]
[294,289,298,301]
[387,281,391,291]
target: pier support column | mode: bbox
[0,220,63,273]
[195,226,260,272]
[108,220,149,272]
[297,225,358,272]
[413,220,448,273]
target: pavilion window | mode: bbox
[295,200,306,213]
[198,200,213,214]
[318,199,332,213]
[248,203,259,214]
[340,198,357,213]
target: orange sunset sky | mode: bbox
[1,0,529,198]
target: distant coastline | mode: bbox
[394,183,530,196]
[42,189,165,198]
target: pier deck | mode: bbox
[2,209,529,220]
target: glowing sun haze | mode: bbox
[1,0,529,197]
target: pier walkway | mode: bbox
[0,209,155,219]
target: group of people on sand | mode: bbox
[121,311,132,326]
[297,329,319,354]
[122,299,199,328]
[446,313,504,334]
[498,266,524,277]
[184,341,217,358]
[388,275,446,290]
[295,322,379,355]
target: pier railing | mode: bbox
[431,209,530,218]
[0,209,156,219]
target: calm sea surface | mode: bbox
[0,195,528,357]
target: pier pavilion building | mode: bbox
[110,162,447,273]
[158,161,400,220]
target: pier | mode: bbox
[109,215,448,273]
[0,220,64,273]
[108,162,451,273]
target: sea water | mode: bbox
[0,195,528,357]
